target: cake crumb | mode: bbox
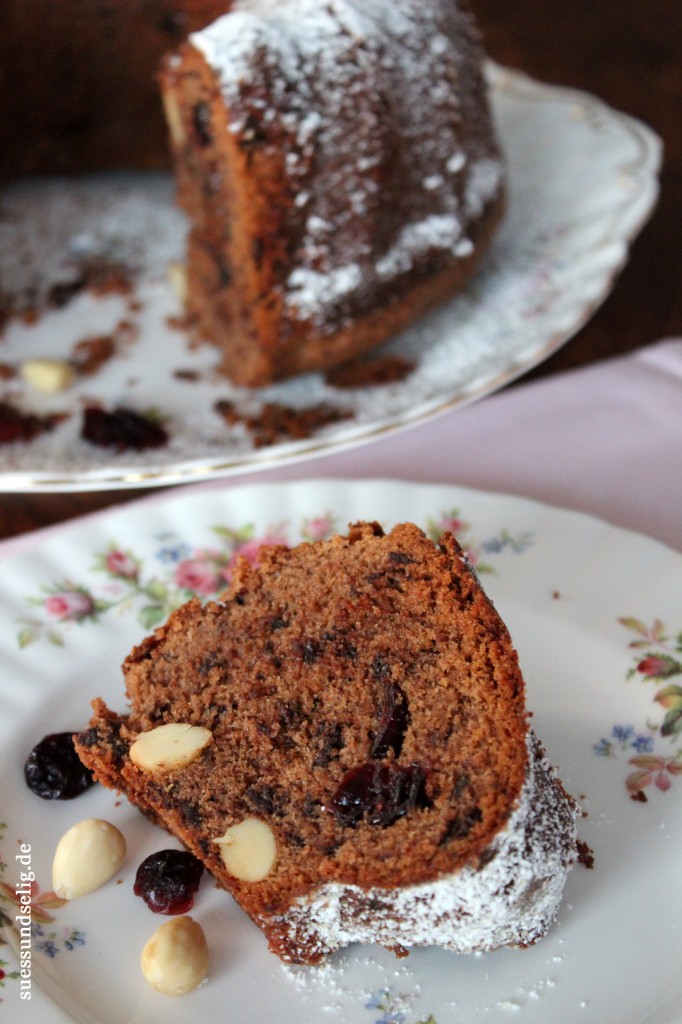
[214,399,353,447]
[325,355,415,389]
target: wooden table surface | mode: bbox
[2,0,680,542]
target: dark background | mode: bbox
[475,0,681,374]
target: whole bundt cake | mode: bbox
[160,0,505,384]
[75,522,578,965]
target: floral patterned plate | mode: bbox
[0,65,661,491]
[1,479,681,1023]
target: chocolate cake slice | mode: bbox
[75,522,578,964]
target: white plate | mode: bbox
[0,66,661,492]
[0,479,681,1023]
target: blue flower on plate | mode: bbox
[365,988,408,1024]
[154,537,192,564]
[631,734,655,753]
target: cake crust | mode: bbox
[75,522,578,964]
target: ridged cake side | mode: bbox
[160,0,505,383]
[270,733,578,962]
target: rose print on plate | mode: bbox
[16,521,293,646]
[16,508,532,648]
[594,617,682,799]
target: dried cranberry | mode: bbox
[81,406,168,452]
[48,277,85,308]
[24,732,95,800]
[0,401,63,444]
[134,850,203,914]
[330,761,428,828]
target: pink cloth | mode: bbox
[2,338,681,560]
[314,336,682,552]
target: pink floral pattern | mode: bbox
[594,618,682,799]
[17,522,290,646]
[43,589,96,622]
[425,509,532,573]
[16,509,532,648]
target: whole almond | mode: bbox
[141,916,209,995]
[52,819,126,899]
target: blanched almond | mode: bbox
[52,819,126,899]
[141,916,209,995]
[162,89,186,147]
[21,358,75,393]
[214,818,276,882]
[168,261,188,305]
[129,723,213,773]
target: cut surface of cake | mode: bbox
[160,0,505,385]
[75,521,578,965]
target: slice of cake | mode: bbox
[75,522,578,965]
[159,0,505,385]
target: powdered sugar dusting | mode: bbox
[466,157,505,217]
[288,264,363,317]
[376,214,466,278]
[272,732,578,961]
[191,0,503,326]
